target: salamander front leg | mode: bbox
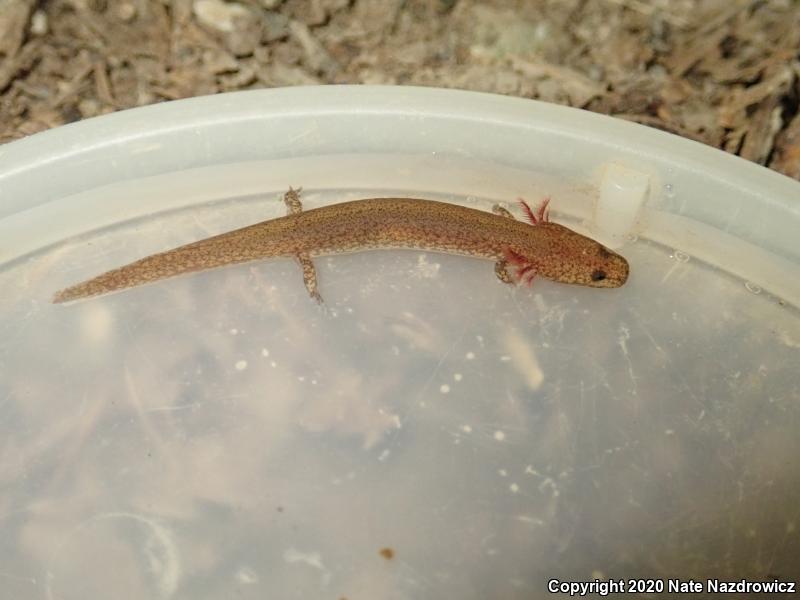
[494,259,514,284]
[492,204,515,219]
[491,206,516,284]
[283,187,323,303]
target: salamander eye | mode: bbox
[591,269,607,282]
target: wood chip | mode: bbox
[0,0,35,58]
[771,111,800,179]
[0,39,40,92]
[738,95,783,164]
[509,55,605,107]
[93,60,116,107]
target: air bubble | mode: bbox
[673,251,690,263]
[744,281,762,294]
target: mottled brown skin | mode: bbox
[52,197,629,303]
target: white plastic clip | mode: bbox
[594,163,648,247]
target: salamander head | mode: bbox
[578,243,629,287]
[509,223,629,288]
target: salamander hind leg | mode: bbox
[283,187,323,303]
[297,253,323,303]
[283,186,304,214]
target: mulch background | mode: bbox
[1,0,799,179]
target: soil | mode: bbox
[1,0,799,179]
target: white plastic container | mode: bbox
[1,87,798,600]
